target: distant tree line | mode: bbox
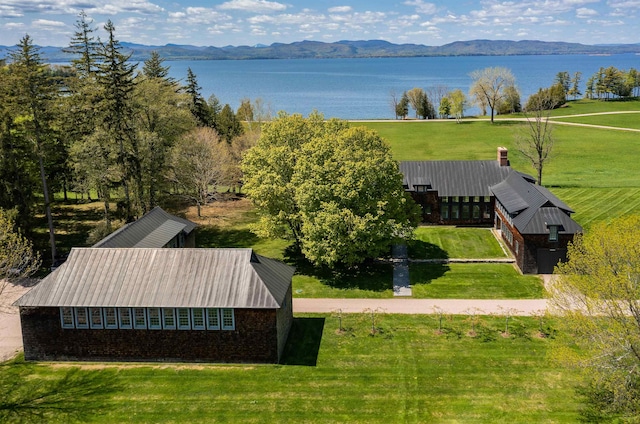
[0,12,262,264]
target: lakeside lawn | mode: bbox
[553,112,640,129]
[1,314,582,423]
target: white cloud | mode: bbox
[218,0,287,13]
[576,7,598,17]
[168,8,231,25]
[32,18,65,28]
[404,0,437,14]
[328,6,352,13]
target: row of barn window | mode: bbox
[60,307,235,331]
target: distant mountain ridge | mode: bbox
[2,39,639,62]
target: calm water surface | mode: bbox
[166,55,640,119]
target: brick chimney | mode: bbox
[497,147,509,167]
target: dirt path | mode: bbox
[0,281,33,361]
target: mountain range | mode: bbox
[2,39,640,62]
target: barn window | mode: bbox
[75,307,89,329]
[133,308,147,329]
[462,205,470,219]
[89,307,103,329]
[60,307,74,328]
[222,309,235,330]
[441,204,449,219]
[147,308,162,329]
[451,205,459,219]
[104,307,118,329]
[177,308,191,329]
[162,308,176,329]
[549,225,559,241]
[484,196,490,203]
[192,308,205,330]
[206,308,220,330]
[118,308,132,329]
[472,205,480,219]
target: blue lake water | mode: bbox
[165,55,640,119]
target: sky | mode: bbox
[0,0,638,48]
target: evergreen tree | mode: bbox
[62,11,100,78]
[142,51,172,82]
[184,68,213,127]
[216,104,244,143]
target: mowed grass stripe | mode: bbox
[552,187,640,228]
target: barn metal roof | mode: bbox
[491,173,581,235]
[93,207,196,248]
[15,248,295,309]
[399,160,513,197]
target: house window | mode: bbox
[473,196,480,202]
[104,307,118,329]
[451,204,459,219]
[462,205,470,219]
[424,204,432,215]
[133,308,147,329]
[416,185,427,192]
[515,241,519,254]
[222,309,235,330]
[452,196,459,203]
[118,308,132,329]
[60,307,74,328]
[148,308,162,329]
[206,308,220,330]
[162,308,176,329]
[472,205,480,219]
[463,196,470,203]
[441,204,449,219]
[483,205,491,219]
[75,307,89,329]
[484,196,490,203]
[192,308,205,330]
[549,225,559,242]
[177,308,191,329]
[441,196,449,203]
[90,307,103,329]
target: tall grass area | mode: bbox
[4,315,582,423]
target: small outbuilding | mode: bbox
[15,248,294,363]
[93,206,197,248]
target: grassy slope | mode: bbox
[13,315,580,423]
[410,226,505,259]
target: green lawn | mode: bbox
[410,226,505,259]
[553,112,640,129]
[548,98,640,116]
[1,314,582,423]
[410,263,544,299]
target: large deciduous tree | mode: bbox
[0,209,40,294]
[242,112,419,267]
[469,67,516,123]
[448,89,467,123]
[550,215,640,420]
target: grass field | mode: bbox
[553,112,640,129]
[2,314,582,423]
[410,226,505,259]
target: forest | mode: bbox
[0,14,255,266]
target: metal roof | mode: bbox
[491,173,581,235]
[93,207,197,248]
[399,160,513,197]
[15,248,295,309]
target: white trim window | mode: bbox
[191,308,205,330]
[104,307,118,329]
[60,307,74,328]
[75,307,89,329]
[162,308,176,329]
[177,308,191,330]
[147,308,162,330]
[221,308,235,330]
[133,308,147,329]
[206,308,220,330]
[118,308,133,329]
[89,307,103,329]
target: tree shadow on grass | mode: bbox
[408,262,450,286]
[407,240,449,260]
[0,355,122,423]
[284,246,392,292]
[280,317,325,366]
[196,225,259,248]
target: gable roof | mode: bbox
[93,207,197,248]
[400,160,513,197]
[15,248,295,309]
[491,172,582,235]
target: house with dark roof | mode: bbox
[400,147,512,225]
[15,248,295,363]
[400,147,581,274]
[491,172,582,274]
[93,206,197,249]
